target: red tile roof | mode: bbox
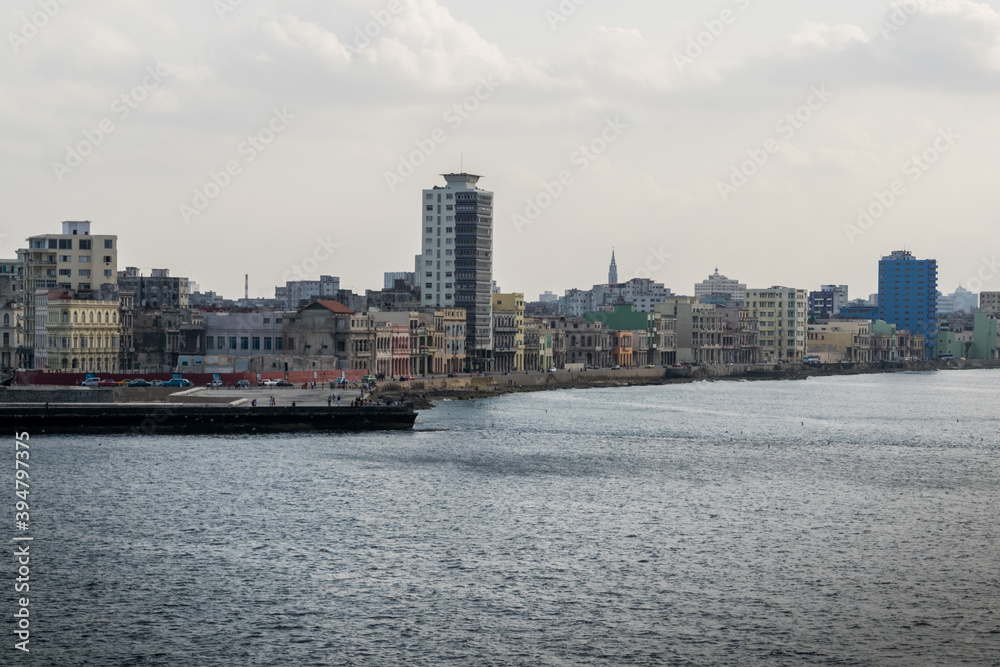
[301,300,355,314]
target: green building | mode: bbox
[972,313,999,360]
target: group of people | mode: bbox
[250,396,277,407]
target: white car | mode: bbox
[547,367,557,373]
[81,377,102,387]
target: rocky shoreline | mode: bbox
[373,359,999,410]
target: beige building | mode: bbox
[746,287,808,362]
[45,292,121,372]
[981,292,1000,315]
[655,297,723,365]
[492,293,525,372]
[807,321,872,363]
[18,221,118,368]
[433,308,466,374]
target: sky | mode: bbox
[3,0,1000,301]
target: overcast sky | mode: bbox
[3,0,999,301]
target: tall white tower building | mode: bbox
[415,173,494,370]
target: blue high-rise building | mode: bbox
[877,250,938,354]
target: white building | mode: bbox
[937,286,978,314]
[415,173,494,369]
[17,221,118,368]
[539,291,559,304]
[746,286,808,362]
[383,272,415,289]
[285,276,339,310]
[694,269,746,304]
[203,311,288,358]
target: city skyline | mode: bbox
[3,1,1000,298]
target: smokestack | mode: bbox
[245,274,249,301]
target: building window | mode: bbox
[230,337,237,350]
[79,269,91,277]
[103,256,112,263]
[58,239,72,249]
[59,269,71,276]
[241,337,249,350]
[79,256,91,263]
[104,239,113,249]
[104,270,112,277]
[79,240,92,250]
[276,338,283,351]
[207,337,214,350]
[264,337,272,350]
[218,336,225,349]
[252,337,260,350]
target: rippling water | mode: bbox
[4,370,999,665]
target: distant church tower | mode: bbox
[608,249,618,284]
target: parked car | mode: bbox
[362,375,377,383]
[447,372,459,377]
[333,377,349,385]
[547,367,557,373]
[81,377,102,387]
[97,379,119,387]
[644,364,656,369]
[206,380,222,387]
[127,379,152,387]
[610,365,621,370]
[273,380,293,387]
[586,365,599,370]
[162,378,193,387]
[235,380,251,389]
[151,380,164,386]
[260,379,278,387]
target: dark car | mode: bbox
[162,378,193,387]
[127,379,152,387]
[447,372,459,377]
[235,380,251,388]
[274,380,293,387]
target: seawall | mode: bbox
[374,359,1000,408]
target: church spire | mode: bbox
[609,248,618,284]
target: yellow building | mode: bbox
[45,293,121,373]
[492,293,525,371]
[806,321,871,363]
[18,221,118,368]
[746,287,808,362]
